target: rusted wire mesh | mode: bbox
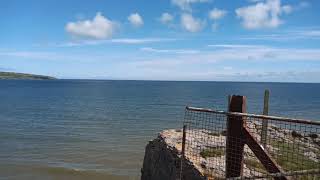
[183,106,320,179]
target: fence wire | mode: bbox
[183,107,320,179]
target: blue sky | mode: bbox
[1,0,320,82]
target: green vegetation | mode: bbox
[243,140,318,179]
[207,131,226,136]
[207,132,220,136]
[244,158,267,173]
[0,72,56,80]
[200,147,225,158]
[270,141,317,171]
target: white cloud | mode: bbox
[171,0,210,11]
[282,5,293,14]
[301,30,320,37]
[241,29,320,41]
[210,46,320,62]
[223,66,233,70]
[141,46,320,69]
[248,0,263,2]
[2,46,320,82]
[214,71,320,83]
[159,13,174,25]
[181,13,205,32]
[65,12,118,39]
[0,50,66,60]
[283,1,309,13]
[298,1,310,9]
[208,8,227,30]
[0,50,83,61]
[208,44,267,49]
[0,66,13,71]
[110,38,175,44]
[128,13,144,27]
[137,46,320,68]
[235,0,292,29]
[209,8,227,20]
[3,46,320,63]
[56,40,108,47]
[140,47,199,54]
[211,23,219,31]
[120,46,320,82]
[52,38,177,47]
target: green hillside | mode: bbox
[0,72,56,80]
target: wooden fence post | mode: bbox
[227,95,231,111]
[180,125,187,180]
[261,90,269,148]
[225,95,246,178]
[181,125,187,157]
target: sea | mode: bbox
[0,80,320,180]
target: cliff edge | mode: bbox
[141,129,205,180]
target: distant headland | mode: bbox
[0,72,56,80]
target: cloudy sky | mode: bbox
[1,0,320,82]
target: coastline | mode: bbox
[0,72,56,80]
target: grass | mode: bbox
[244,158,267,173]
[270,140,317,171]
[242,140,318,179]
[207,132,220,136]
[207,131,226,136]
[200,147,225,158]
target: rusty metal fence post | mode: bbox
[225,95,246,178]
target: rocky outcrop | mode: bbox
[141,130,205,180]
[141,126,320,180]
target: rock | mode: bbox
[304,151,319,162]
[141,131,206,180]
[309,133,318,139]
[312,138,320,146]
[200,159,207,169]
[292,130,303,138]
[142,126,320,180]
[221,130,227,136]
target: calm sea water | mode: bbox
[1,80,320,180]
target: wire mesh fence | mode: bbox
[182,106,320,179]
